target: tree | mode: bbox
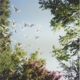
[0,1,28,79]
[39,0,79,31]
[0,45,27,80]
[39,0,80,80]
[8,51,62,80]
[0,0,12,77]
[0,0,11,52]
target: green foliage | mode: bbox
[10,46,27,69]
[52,26,80,79]
[39,0,79,31]
[59,27,80,46]
[0,47,27,79]
[8,51,61,80]
[39,0,80,79]
[0,0,11,52]
[30,51,39,61]
[0,0,12,78]
[0,51,11,73]
[52,46,70,61]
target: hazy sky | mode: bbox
[9,0,65,71]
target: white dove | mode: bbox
[28,44,33,48]
[34,36,39,40]
[23,21,29,27]
[29,24,34,28]
[12,5,21,12]
[36,23,41,29]
[35,29,40,33]
[16,42,23,48]
[19,24,26,31]
[9,20,17,27]
[24,34,31,40]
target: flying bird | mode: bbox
[23,21,29,27]
[24,34,31,40]
[14,29,17,33]
[40,52,43,55]
[36,23,41,29]
[29,24,34,28]
[12,5,21,12]
[34,36,39,40]
[38,48,41,51]
[35,29,40,33]
[9,20,17,27]
[16,42,23,48]
[28,44,33,48]
[37,47,41,51]
[19,24,26,31]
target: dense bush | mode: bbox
[8,59,62,80]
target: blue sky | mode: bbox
[9,0,65,71]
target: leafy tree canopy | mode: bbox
[39,0,79,31]
[39,0,80,80]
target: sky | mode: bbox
[9,0,65,71]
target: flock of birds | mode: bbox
[2,5,53,56]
